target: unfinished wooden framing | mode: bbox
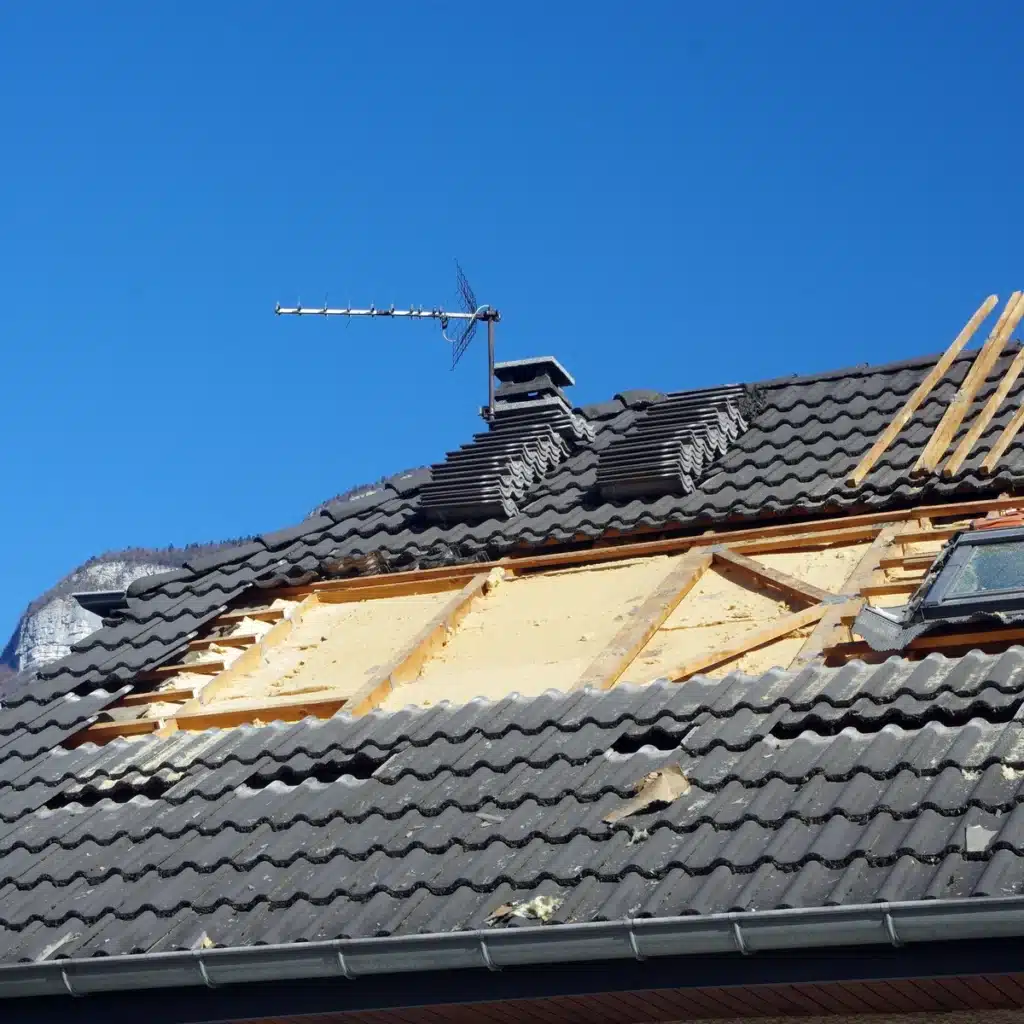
[846,294,998,487]
[72,492,1024,746]
[914,292,1024,477]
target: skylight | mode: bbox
[920,525,1024,619]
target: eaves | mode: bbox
[4,897,1024,1021]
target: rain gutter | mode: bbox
[3,895,1024,1001]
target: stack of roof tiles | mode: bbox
[597,384,760,500]
[419,357,595,521]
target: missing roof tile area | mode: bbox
[243,751,388,789]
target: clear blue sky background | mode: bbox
[1,2,1023,638]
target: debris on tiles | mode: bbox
[604,765,690,824]
[486,894,564,926]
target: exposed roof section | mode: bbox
[6,342,1024,994]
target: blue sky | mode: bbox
[1,2,1023,637]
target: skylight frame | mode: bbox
[919,525,1024,620]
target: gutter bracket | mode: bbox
[60,968,82,998]
[196,955,217,989]
[884,911,903,948]
[336,950,355,980]
[732,921,749,956]
[627,925,646,961]
[479,938,501,972]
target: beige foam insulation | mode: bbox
[196,591,454,708]
[620,562,806,685]
[750,543,869,592]
[377,555,683,711]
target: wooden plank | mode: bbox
[571,550,713,692]
[174,592,321,713]
[944,343,1024,477]
[345,570,501,717]
[135,659,225,683]
[893,526,959,544]
[313,575,472,604]
[173,694,350,731]
[120,685,199,707]
[835,624,1024,659]
[214,606,287,625]
[914,291,1024,476]
[662,604,827,683]
[878,552,939,570]
[68,718,160,747]
[727,525,882,555]
[711,546,835,604]
[860,576,926,596]
[791,524,901,669]
[847,294,999,487]
[271,564,481,601]
[982,400,1024,474]
[186,632,260,652]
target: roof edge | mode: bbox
[5,896,1024,1002]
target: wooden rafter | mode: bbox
[943,344,1024,478]
[172,592,322,715]
[344,570,500,716]
[711,547,835,604]
[571,549,714,692]
[791,523,902,670]
[846,294,999,487]
[913,292,1024,477]
[661,604,827,683]
[981,402,1024,475]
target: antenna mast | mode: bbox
[275,263,501,420]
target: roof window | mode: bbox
[920,525,1024,619]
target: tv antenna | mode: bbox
[275,263,502,420]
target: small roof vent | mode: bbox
[419,356,594,522]
[597,383,762,500]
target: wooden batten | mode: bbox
[711,547,835,604]
[943,344,1024,478]
[792,524,903,669]
[847,294,999,487]
[135,659,225,684]
[572,550,714,692]
[914,291,1024,477]
[830,625,1024,660]
[173,592,322,714]
[216,607,287,625]
[663,604,827,683]
[982,403,1024,475]
[172,693,350,731]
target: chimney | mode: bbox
[419,356,594,522]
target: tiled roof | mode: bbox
[2,648,1024,960]
[4,343,1024,974]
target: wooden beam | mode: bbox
[846,294,999,487]
[186,632,260,652]
[571,550,714,692]
[120,685,200,707]
[830,624,1024,660]
[662,604,827,683]
[894,527,960,544]
[172,693,349,731]
[313,575,473,604]
[711,547,835,604]
[943,344,1024,477]
[859,578,925,597]
[271,564,481,601]
[914,292,1024,476]
[981,401,1024,475]
[791,524,902,670]
[726,525,883,556]
[345,569,501,717]
[135,659,225,684]
[215,607,287,625]
[878,552,940,571]
[173,592,322,713]
[67,718,161,747]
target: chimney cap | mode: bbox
[493,356,575,389]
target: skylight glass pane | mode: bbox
[945,541,1024,597]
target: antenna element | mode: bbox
[276,263,501,419]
